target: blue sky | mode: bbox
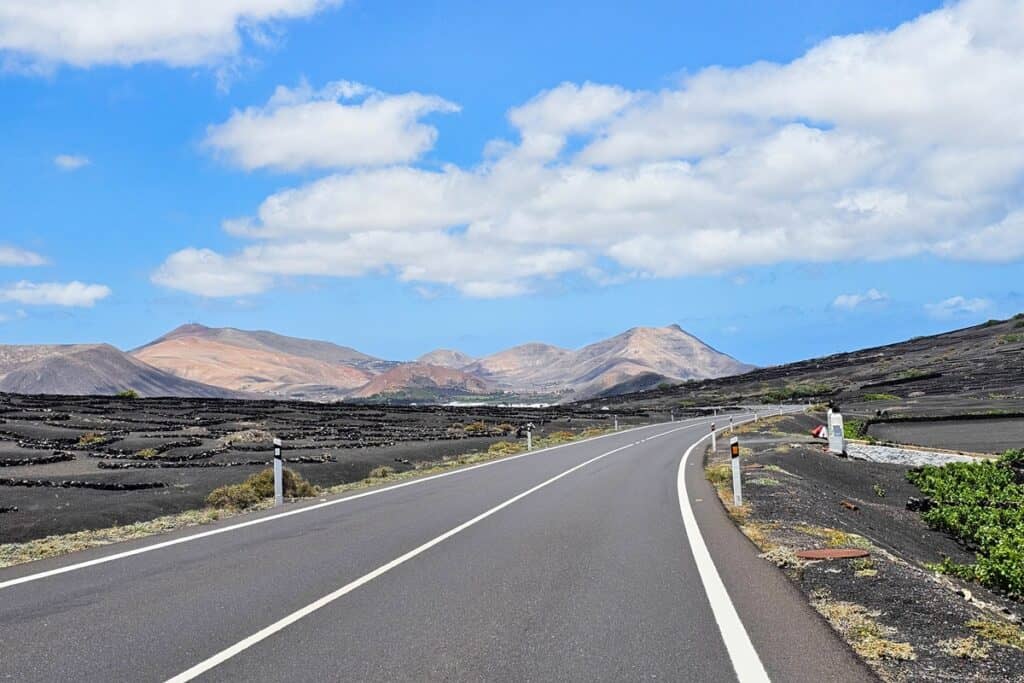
[1,0,1021,365]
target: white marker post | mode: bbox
[729,416,734,434]
[526,422,534,451]
[273,437,283,507]
[828,411,846,455]
[730,437,742,506]
[710,423,717,452]
[614,415,619,431]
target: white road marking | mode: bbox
[677,418,771,683]
[166,422,701,682]
[0,417,709,592]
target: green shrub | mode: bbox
[207,468,318,509]
[760,383,831,403]
[997,334,1024,345]
[999,449,1024,467]
[907,461,1024,597]
[116,389,139,399]
[136,448,158,459]
[863,393,899,401]
[367,465,395,478]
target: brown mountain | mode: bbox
[133,336,371,401]
[416,349,476,369]
[0,344,238,398]
[463,325,752,398]
[462,343,574,391]
[350,363,493,399]
[136,323,391,371]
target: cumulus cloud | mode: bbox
[53,154,90,171]
[0,246,46,267]
[0,1,339,72]
[204,80,459,171]
[832,288,888,310]
[153,0,1024,298]
[925,296,992,318]
[0,281,111,307]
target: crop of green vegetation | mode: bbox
[843,418,872,441]
[759,383,832,403]
[907,452,1024,598]
[116,389,139,399]
[997,333,1024,345]
[862,393,899,401]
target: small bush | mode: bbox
[116,389,139,399]
[207,468,318,509]
[463,421,488,436]
[863,393,898,401]
[488,441,523,456]
[368,465,395,479]
[997,333,1024,345]
[495,423,515,435]
[77,432,106,447]
[136,448,159,459]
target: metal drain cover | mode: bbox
[795,548,870,560]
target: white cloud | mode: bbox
[0,246,46,267]
[0,1,339,72]
[204,80,459,171]
[53,154,90,171]
[154,0,1024,298]
[925,295,992,318]
[0,281,111,307]
[151,248,271,297]
[832,288,888,310]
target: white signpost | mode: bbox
[710,423,717,452]
[273,437,283,507]
[525,422,534,451]
[730,436,742,506]
[828,411,846,455]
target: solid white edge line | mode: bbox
[166,422,700,682]
[0,416,711,592]
[677,416,771,683]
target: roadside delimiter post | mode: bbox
[614,415,619,431]
[526,422,534,451]
[730,436,742,506]
[729,416,733,433]
[710,423,717,452]
[273,437,283,507]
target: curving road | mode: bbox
[0,414,874,682]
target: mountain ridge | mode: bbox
[3,323,753,402]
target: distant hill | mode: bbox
[133,336,371,401]
[461,325,753,399]
[350,363,493,399]
[0,344,238,398]
[416,349,476,369]
[136,323,392,371]
[601,315,1024,414]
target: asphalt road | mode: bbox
[0,414,874,682]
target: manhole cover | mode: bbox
[795,548,870,560]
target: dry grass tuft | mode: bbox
[0,504,270,568]
[812,593,916,661]
[938,636,991,660]
[968,619,1024,651]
